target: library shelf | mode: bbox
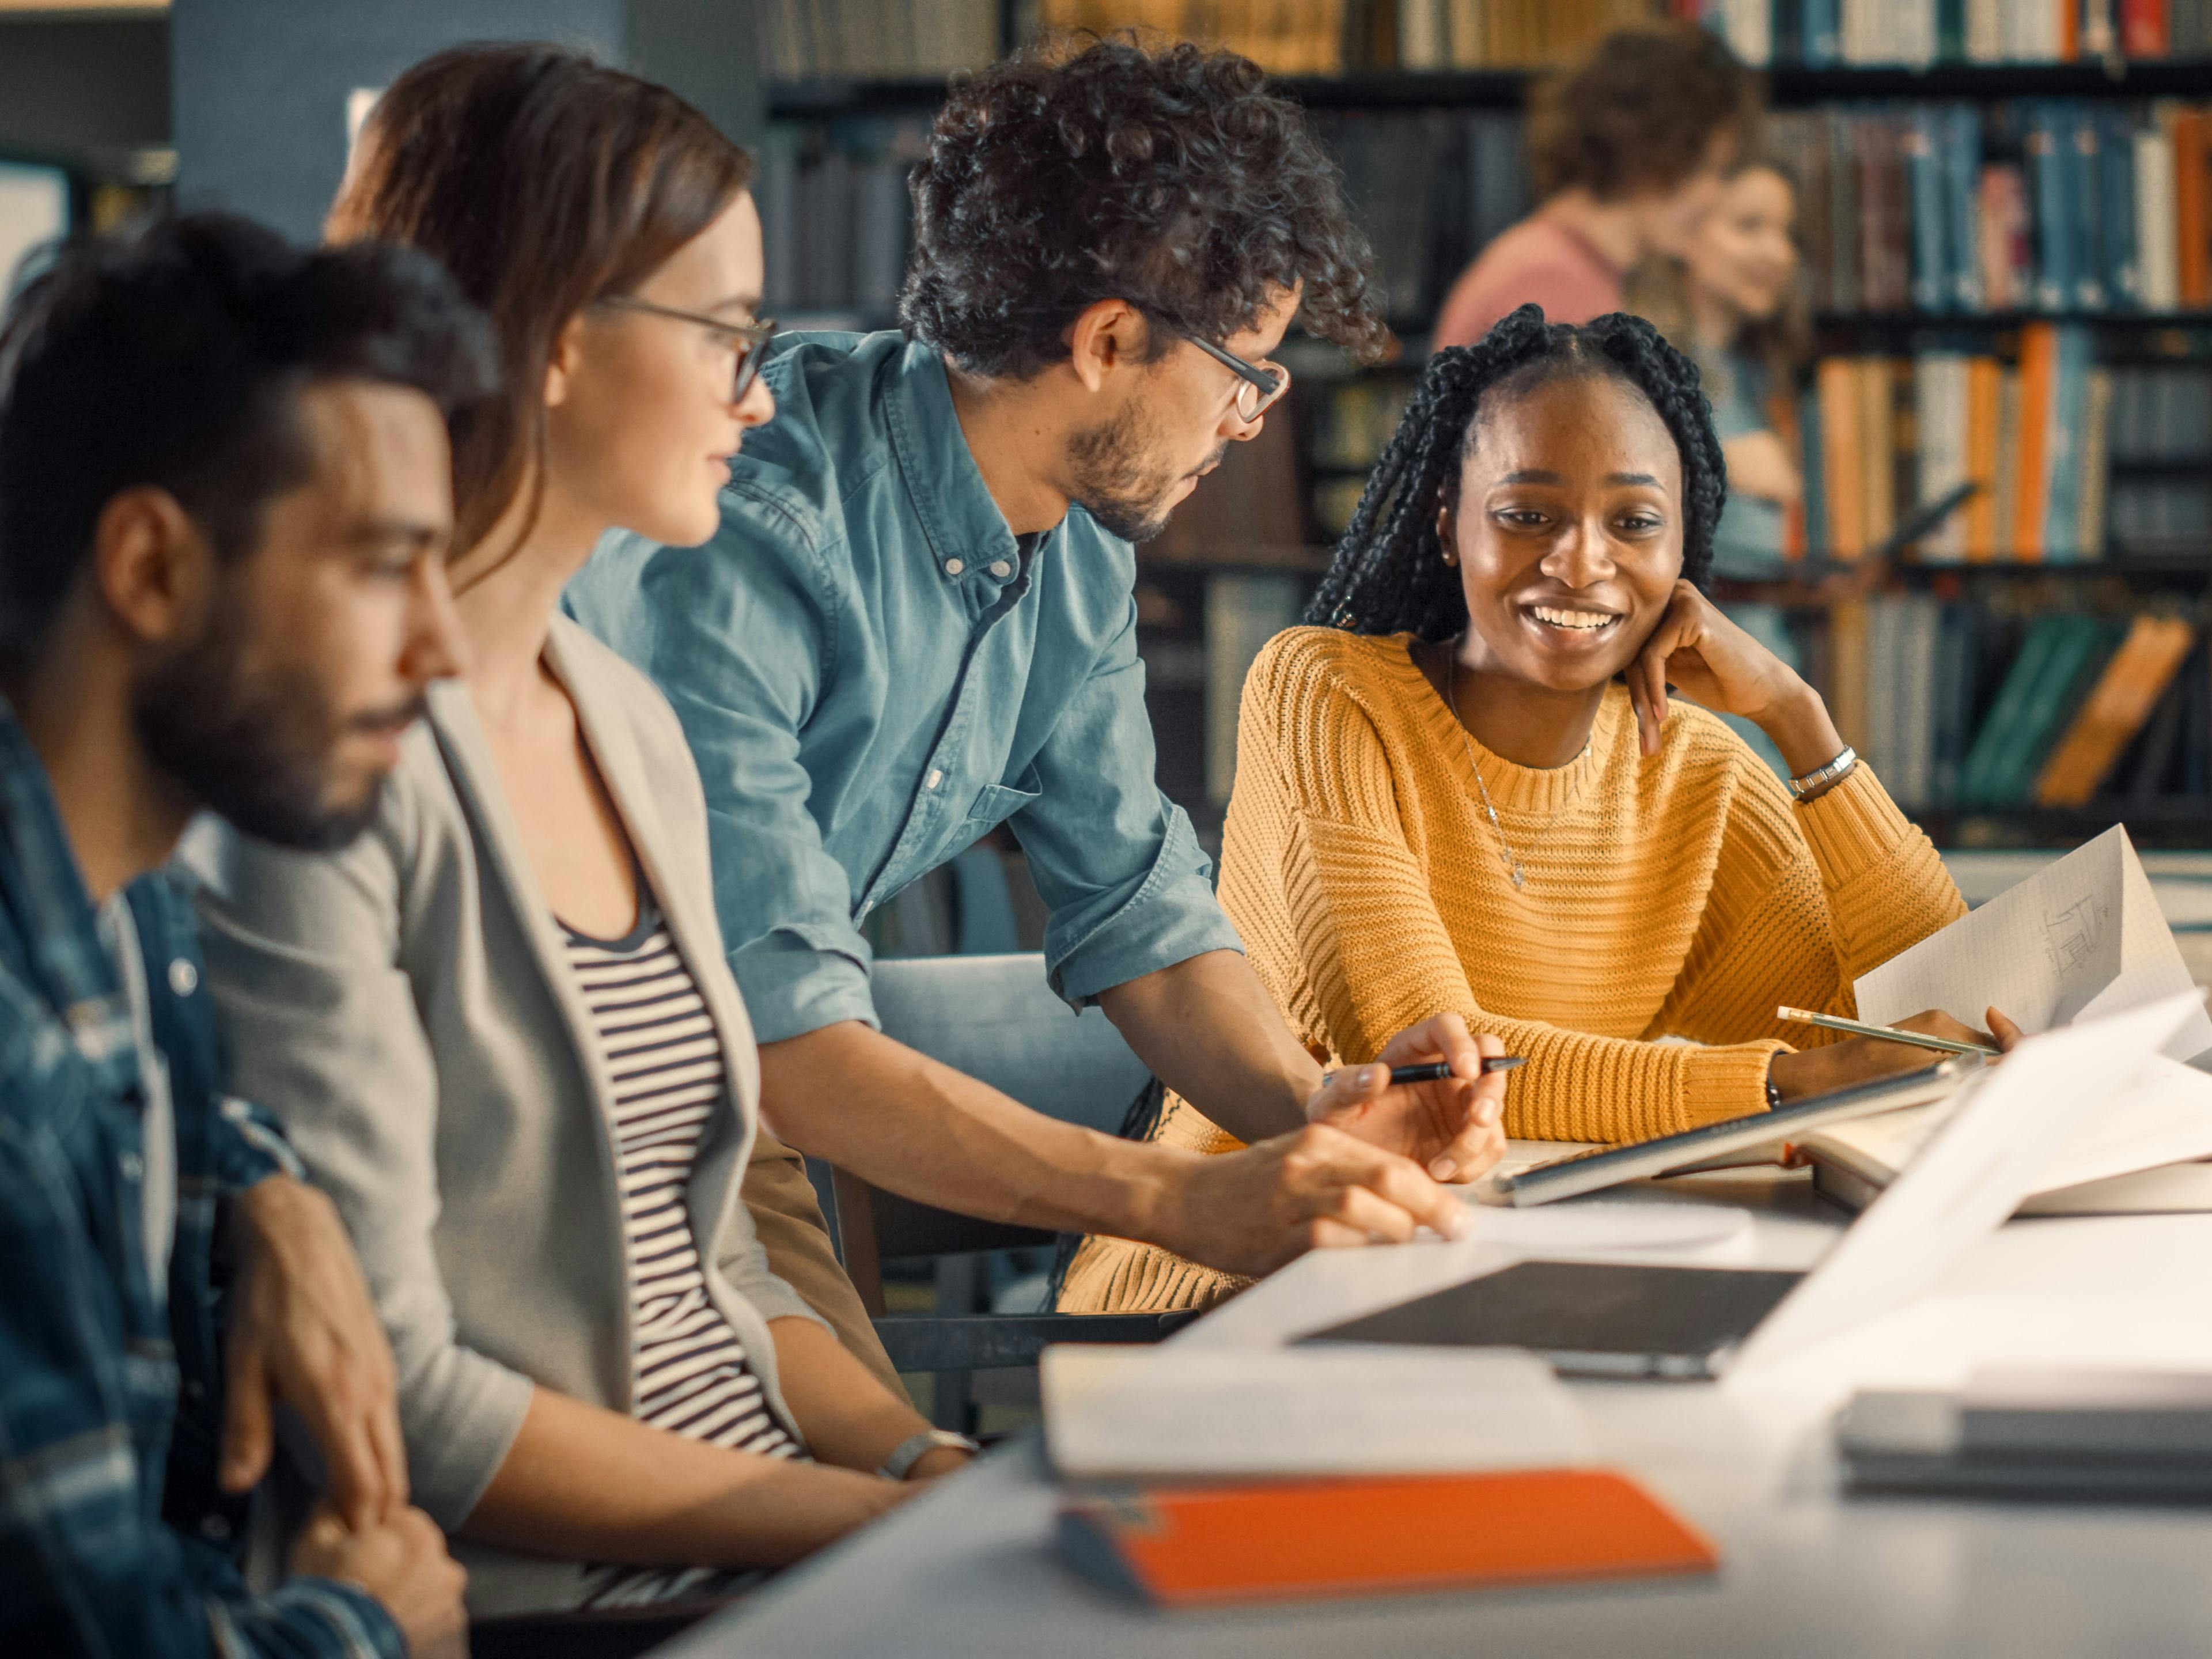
[1885,558,2212,585]
[767,59,2212,122]
[1913,799,2212,849]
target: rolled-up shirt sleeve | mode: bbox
[589,510,880,1046]
[1014,591,1245,1005]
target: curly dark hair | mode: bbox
[900,33,1390,378]
[1527,24,1760,202]
[1304,305,1726,641]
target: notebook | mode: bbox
[1041,1343,1590,1481]
[1055,1470,1717,1607]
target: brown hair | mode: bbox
[328,42,751,563]
[1525,24,1762,203]
[1623,158,1812,399]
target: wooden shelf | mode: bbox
[1910,799,2212,849]
[767,59,2212,121]
[1818,310,2212,334]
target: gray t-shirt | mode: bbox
[98,893,176,1295]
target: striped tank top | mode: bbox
[560,888,802,1605]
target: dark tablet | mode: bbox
[1297,1260,1809,1380]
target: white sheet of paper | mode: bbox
[1806,1054,2212,1195]
[1855,826,2212,1063]
[1040,1343,1591,1481]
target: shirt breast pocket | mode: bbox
[963,770,1041,832]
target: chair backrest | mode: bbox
[872,952,1153,1136]
[825,953,1154,1298]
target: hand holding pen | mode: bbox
[1769,1003,2024,1103]
[1304,1014,1523,1186]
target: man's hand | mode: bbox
[1151,1126,1472,1281]
[224,1176,406,1528]
[291,1503,466,1659]
[1304,1014,1508,1183]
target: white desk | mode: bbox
[665,1171,2212,1658]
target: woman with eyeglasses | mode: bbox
[182,44,964,1624]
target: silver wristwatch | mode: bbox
[1786,744,1859,801]
[878,1427,980,1480]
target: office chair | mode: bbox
[815,952,1196,1431]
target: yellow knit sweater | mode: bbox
[1060,626,1967,1315]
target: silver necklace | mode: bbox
[1446,649,1529,891]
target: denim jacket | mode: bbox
[566,330,1240,1043]
[0,703,400,1658]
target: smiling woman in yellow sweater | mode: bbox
[1061,305,2006,1315]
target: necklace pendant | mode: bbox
[1509,865,1526,891]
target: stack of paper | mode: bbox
[1041,1344,1590,1482]
[1802,1054,2212,1214]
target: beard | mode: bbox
[1066,402,1226,544]
[133,596,416,854]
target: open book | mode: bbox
[1801,1054,2212,1215]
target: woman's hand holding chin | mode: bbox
[1626,579,1844,773]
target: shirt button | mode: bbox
[120,1152,143,1181]
[925,769,944,791]
[168,959,199,997]
[944,558,964,576]
[989,559,1012,578]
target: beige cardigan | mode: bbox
[183,617,885,1616]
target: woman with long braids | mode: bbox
[1062,305,2017,1315]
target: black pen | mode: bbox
[1323,1056,1525,1086]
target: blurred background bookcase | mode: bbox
[759,0,2212,853]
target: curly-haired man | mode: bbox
[567,37,1511,1351]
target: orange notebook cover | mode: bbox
[1055,1469,1718,1608]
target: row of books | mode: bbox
[1820,594,2209,808]
[1035,0,1354,73]
[1311,110,1528,326]
[1802,340,2212,563]
[752,118,930,321]
[1696,0,2212,65]
[759,0,998,81]
[1394,0,1663,67]
[1766,100,2212,317]
[752,105,1535,329]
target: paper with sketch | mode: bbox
[1040,1344,1591,1481]
[1805,1054,2212,1196]
[1854,826,2212,1063]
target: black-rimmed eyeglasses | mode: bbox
[1188,335,1290,423]
[594,295,779,406]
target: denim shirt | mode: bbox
[0,703,400,1658]
[566,330,1241,1043]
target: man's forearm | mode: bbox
[755,1021,1191,1241]
[1094,949,1322,1145]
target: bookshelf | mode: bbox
[757,29,2212,853]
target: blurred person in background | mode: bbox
[1432,24,1760,350]
[1627,157,1812,775]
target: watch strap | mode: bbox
[878,1428,979,1480]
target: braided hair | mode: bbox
[1305,304,1728,640]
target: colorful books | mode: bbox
[2037,614,2200,804]
[1772,97,2212,320]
